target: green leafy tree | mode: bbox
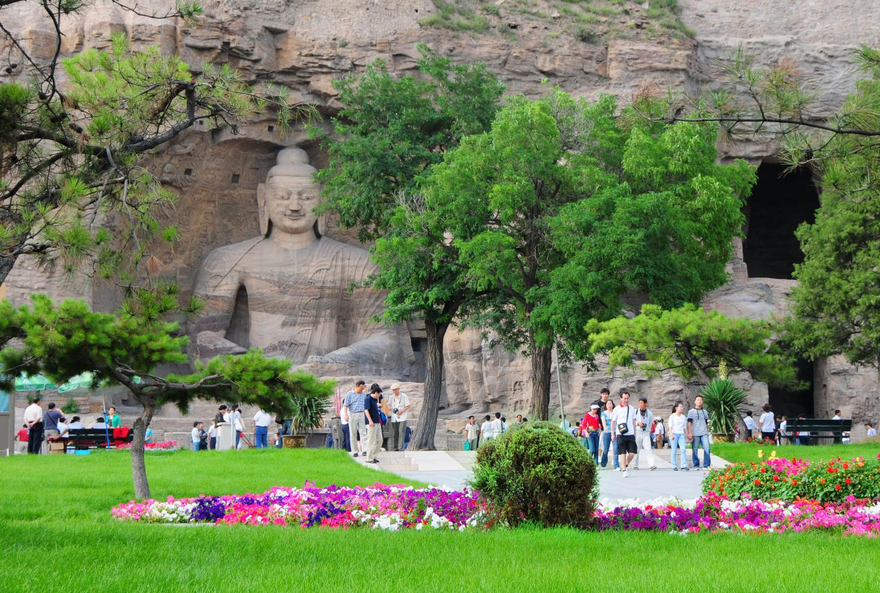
[313,48,504,449]
[425,90,754,419]
[0,294,333,499]
[585,303,798,388]
[1,7,306,285]
[785,48,880,415]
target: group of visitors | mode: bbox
[461,412,523,450]
[571,389,712,476]
[340,380,412,464]
[19,397,125,454]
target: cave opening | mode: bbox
[743,163,820,279]
[767,357,815,418]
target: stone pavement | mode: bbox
[356,448,729,502]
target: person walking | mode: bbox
[463,416,479,451]
[668,403,688,471]
[653,418,665,449]
[634,397,657,471]
[342,380,368,458]
[600,400,617,470]
[687,396,712,470]
[388,383,411,452]
[479,415,493,445]
[759,404,776,443]
[611,391,638,477]
[491,412,505,439]
[24,397,43,455]
[592,388,611,413]
[363,385,384,464]
[579,404,602,463]
[742,411,758,441]
[253,409,272,449]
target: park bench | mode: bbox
[784,418,852,445]
[67,428,132,450]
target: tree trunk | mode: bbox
[0,254,14,287]
[528,340,553,421]
[131,397,156,500]
[408,320,448,451]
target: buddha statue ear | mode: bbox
[257,182,270,237]
[316,212,328,237]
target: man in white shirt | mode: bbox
[23,397,43,455]
[388,383,411,452]
[633,397,656,471]
[479,415,494,445]
[832,409,843,444]
[610,391,638,477]
[743,411,758,441]
[867,423,877,437]
[253,409,272,449]
[463,416,479,451]
[490,412,504,438]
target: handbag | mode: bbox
[617,406,630,434]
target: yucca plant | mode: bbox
[699,379,746,436]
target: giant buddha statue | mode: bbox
[191,146,410,376]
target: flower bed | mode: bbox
[112,484,492,530]
[704,453,880,502]
[118,441,178,451]
[595,493,880,536]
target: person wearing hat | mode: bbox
[579,405,602,463]
[363,384,384,463]
[388,383,411,452]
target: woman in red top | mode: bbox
[580,404,602,463]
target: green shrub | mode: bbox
[61,398,80,414]
[700,379,746,436]
[574,26,598,43]
[470,421,597,528]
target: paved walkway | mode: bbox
[356,449,727,502]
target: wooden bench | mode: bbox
[67,428,132,450]
[784,419,852,445]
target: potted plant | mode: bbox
[281,389,327,448]
[699,378,746,443]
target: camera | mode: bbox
[393,408,399,415]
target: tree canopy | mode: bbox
[314,47,504,449]
[585,303,798,388]
[422,89,756,419]
[784,50,880,365]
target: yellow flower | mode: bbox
[770,450,777,458]
[758,450,764,459]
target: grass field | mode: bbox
[713,442,880,464]
[2,449,880,592]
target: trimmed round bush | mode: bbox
[470,421,597,528]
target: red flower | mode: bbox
[791,479,798,486]
[760,468,767,473]
[773,475,780,482]
[835,484,842,491]
[842,463,849,470]
[819,478,826,485]
[845,478,852,485]
[754,479,761,486]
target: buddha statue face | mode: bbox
[257,146,325,238]
[263,175,321,236]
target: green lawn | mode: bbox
[2,449,880,592]
[713,442,880,464]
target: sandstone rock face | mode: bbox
[3,0,879,436]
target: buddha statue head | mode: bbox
[257,146,327,238]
